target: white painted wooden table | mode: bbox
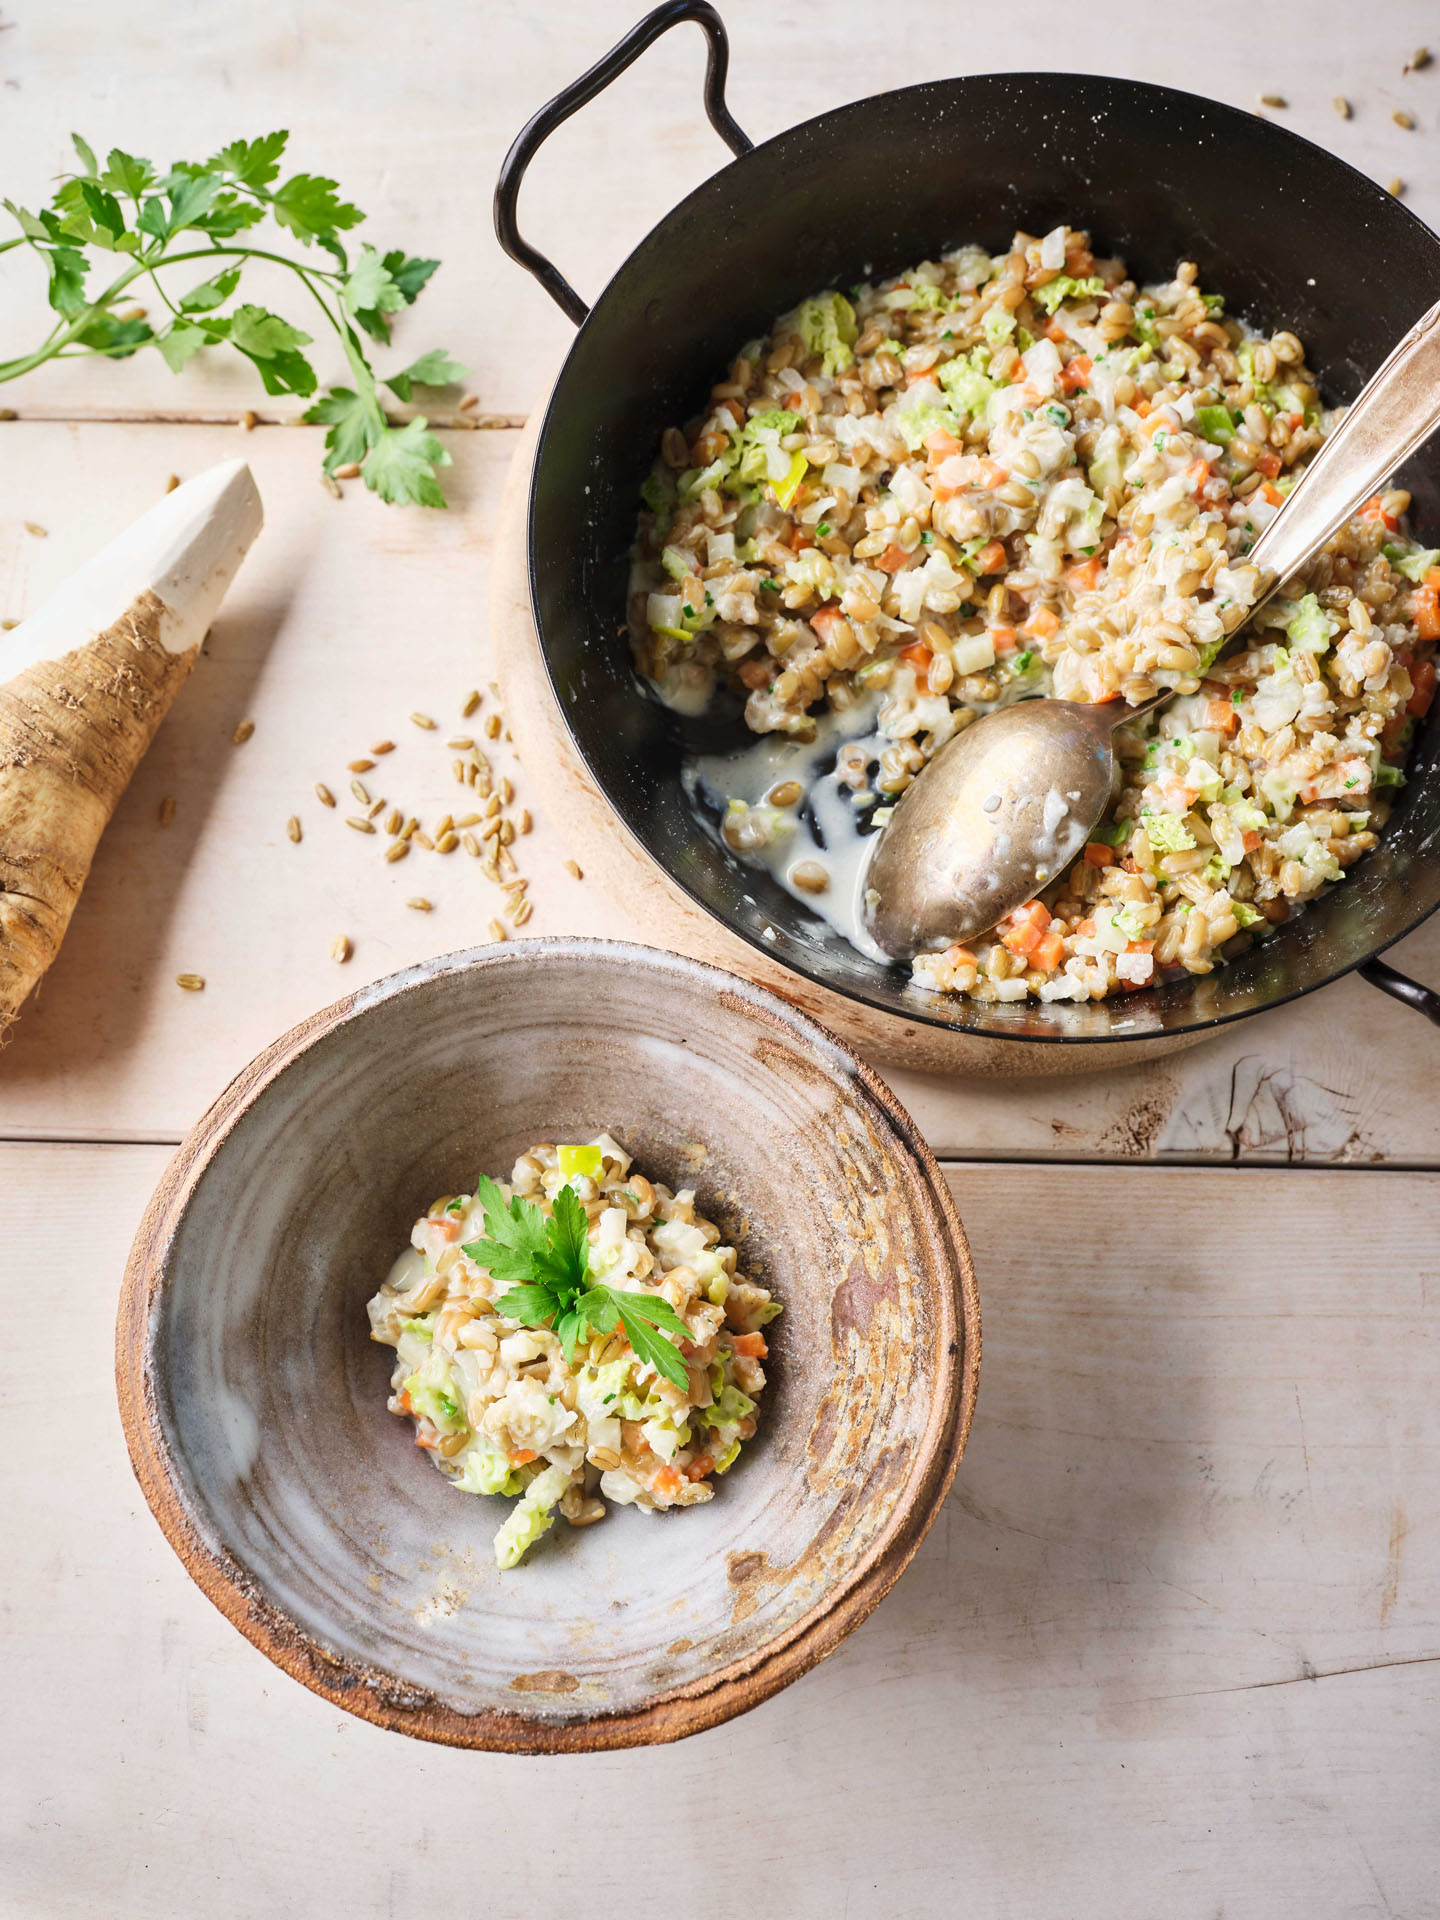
[3,5,1439,1915]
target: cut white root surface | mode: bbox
[1,458,263,679]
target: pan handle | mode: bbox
[494,1,753,327]
[1359,956,1440,1025]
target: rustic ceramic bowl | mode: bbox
[117,940,978,1751]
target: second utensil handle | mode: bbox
[1249,296,1440,590]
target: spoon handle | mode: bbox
[1249,295,1440,589]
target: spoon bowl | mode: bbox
[863,701,1127,960]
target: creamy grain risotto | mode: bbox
[368,1134,779,1567]
[631,225,1438,1004]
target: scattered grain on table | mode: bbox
[1388,177,1406,195]
[1259,93,1286,108]
[1394,109,1417,129]
[1404,46,1430,73]
[410,712,436,730]
[461,689,482,717]
[331,935,353,963]
[176,973,205,991]
[460,394,479,413]
[315,782,336,808]
[371,740,395,755]
[0,618,17,631]
[1334,95,1352,117]
[286,815,302,843]
[350,778,370,804]
[346,815,376,834]
[348,757,375,772]
[384,840,409,863]
[232,718,255,745]
[565,859,584,880]
[23,521,47,537]
[406,897,432,911]
[321,472,342,499]
[334,462,362,480]
[158,796,176,827]
[488,919,507,942]
[164,474,181,493]
[240,410,256,431]
[484,713,502,740]
[519,809,532,834]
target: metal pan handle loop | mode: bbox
[494,1,752,326]
[1359,956,1440,1025]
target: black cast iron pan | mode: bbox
[496,0,1440,1045]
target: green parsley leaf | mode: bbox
[154,321,209,372]
[271,171,363,243]
[343,242,406,342]
[45,247,89,318]
[303,386,380,471]
[384,348,470,402]
[382,250,439,303]
[179,267,241,313]
[101,149,155,198]
[362,418,452,509]
[612,1293,691,1391]
[464,1174,553,1286]
[207,130,289,191]
[70,133,100,179]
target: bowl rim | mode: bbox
[115,937,981,1752]
[527,67,1440,1046]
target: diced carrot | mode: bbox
[1066,246,1095,276]
[1060,353,1092,394]
[653,1466,682,1498]
[990,625,1018,653]
[1242,830,1263,852]
[924,427,965,459]
[975,539,1008,575]
[398,1389,414,1415]
[1260,481,1284,507]
[1186,457,1211,495]
[907,367,939,385]
[1083,842,1115,867]
[1075,916,1097,937]
[1032,929,1066,972]
[811,605,844,640]
[1002,900,1051,957]
[1255,449,1283,480]
[791,529,814,551]
[434,1217,461,1242]
[1360,493,1399,531]
[509,1448,538,1466]
[1067,556,1103,593]
[733,1332,769,1358]
[943,944,977,967]
[1044,318,1067,343]
[1409,656,1437,717]
[898,641,934,672]
[977,458,1008,489]
[877,543,910,572]
[684,1456,714,1483]
[784,391,805,411]
[1415,589,1440,642]
[1205,696,1239,734]
[1132,397,1152,418]
[416,1430,440,1451]
[1425,566,1440,590]
[1024,605,1060,639]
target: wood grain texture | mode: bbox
[8,1142,1439,1917]
[1,0,1438,419]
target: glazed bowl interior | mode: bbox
[121,942,973,1750]
[530,71,1440,1045]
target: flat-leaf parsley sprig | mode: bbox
[463,1178,692,1390]
[1,131,468,506]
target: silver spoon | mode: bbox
[863,296,1440,962]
